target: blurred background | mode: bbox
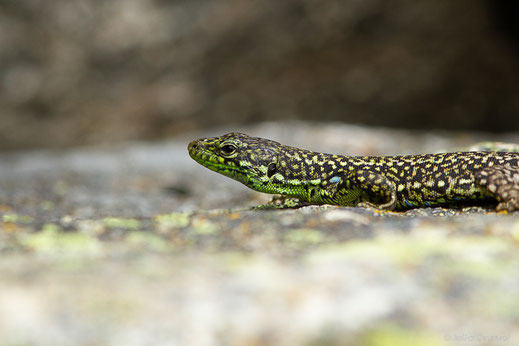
[1,0,519,151]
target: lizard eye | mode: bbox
[220,144,237,156]
[267,162,277,178]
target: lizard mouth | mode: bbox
[188,139,249,183]
[188,139,222,168]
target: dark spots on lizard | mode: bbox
[267,162,277,178]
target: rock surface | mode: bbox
[1,122,519,345]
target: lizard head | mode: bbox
[188,132,282,192]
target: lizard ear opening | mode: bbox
[267,162,277,178]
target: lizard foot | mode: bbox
[253,196,309,210]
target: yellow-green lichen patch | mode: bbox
[510,220,519,242]
[125,231,170,252]
[189,217,220,235]
[76,219,106,236]
[360,324,447,346]
[103,217,141,230]
[154,212,190,232]
[41,223,61,233]
[52,181,69,195]
[309,233,513,273]
[471,286,519,320]
[390,235,510,269]
[435,237,513,279]
[81,293,142,326]
[18,224,101,256]
[2,213,34,224]
[216,251,255,270]
[468,141,519,152]
[284,228,325,245]
[39,200,55,210]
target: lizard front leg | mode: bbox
[253,196,309,210]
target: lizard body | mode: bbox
[188,133,519,211]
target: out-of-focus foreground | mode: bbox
[1,122,519,345]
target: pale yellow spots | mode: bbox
[458,178,473,185]
[397,184,405,192]
[274,173,285,181]
[437,180,445,187]
[413,182,421,189]
[287,179,302,186]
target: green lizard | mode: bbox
[188,133,519,211]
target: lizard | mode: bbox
[188,132,519,211]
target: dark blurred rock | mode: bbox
[1,0,519,150]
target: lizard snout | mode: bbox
[188,140,202,153]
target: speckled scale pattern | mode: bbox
[188,132,519,211]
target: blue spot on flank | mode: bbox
[329,176,341,183]
[404,200,414,207]
[424,201,432,207]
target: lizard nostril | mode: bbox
[188,141,198,151]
